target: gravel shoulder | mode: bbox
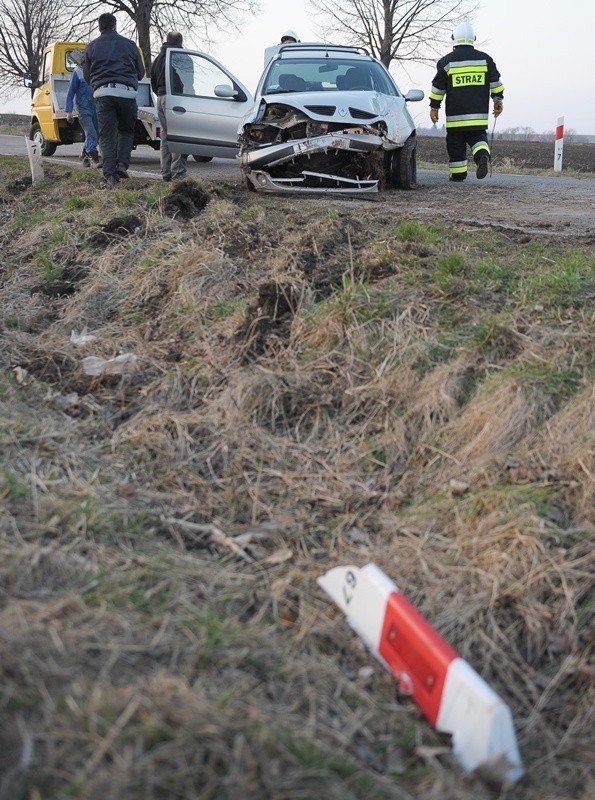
[395,170,595,239]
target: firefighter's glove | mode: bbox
[493,99,503,117]
[430,108,439,124]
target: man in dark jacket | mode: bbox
[150,31,190,182]
[83,13,145,186]
[429,21,504,182]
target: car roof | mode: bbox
[276,43,372,60]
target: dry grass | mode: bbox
[0,160,593,800]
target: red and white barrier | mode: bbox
[318,563,523,785]
[554,116,564,173]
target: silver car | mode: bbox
[163,43,424,193]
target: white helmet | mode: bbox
[452,21,476,45]
[281,29,299,43]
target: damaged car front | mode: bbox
[239,45,424,193]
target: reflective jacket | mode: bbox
[429,45,504,130]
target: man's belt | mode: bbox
[98,82,134,90]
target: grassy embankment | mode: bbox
[0,157,593,800]
[0,114,29,136]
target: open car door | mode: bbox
[164,49,253,159]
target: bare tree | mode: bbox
[79,0,257,71]
[0,0,82,95]
[310,0,476,67]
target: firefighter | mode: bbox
[281,30,300,44]
[429,21,504,182]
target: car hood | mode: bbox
[241,90,414,146]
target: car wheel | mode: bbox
[30,122,57,157]
[191,155,213,163]
[390,137,417,190]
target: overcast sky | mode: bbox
[2,0,592,135]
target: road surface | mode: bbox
[2,134,595,237]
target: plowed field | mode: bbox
[418,135,595,172]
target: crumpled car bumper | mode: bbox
[240,131,385,193]
[244,169,379,193]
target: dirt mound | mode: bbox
[89,214,143,245]
[162,179,211,219]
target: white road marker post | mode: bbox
[317,563,524,787]
[25,136,44,183]
[554,116,564,173]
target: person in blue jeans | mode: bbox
[65,49,100,167]
[83,13,145,187]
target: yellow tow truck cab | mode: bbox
[24,41,160,156]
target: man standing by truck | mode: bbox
[83,13,144,187]
[65,49,100,167]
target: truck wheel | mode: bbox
[389,138,417,190]
[191,155,213,163]
[30,122,57,157]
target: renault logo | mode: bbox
[338,107,347,116]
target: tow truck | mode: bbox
[23,41,160,156]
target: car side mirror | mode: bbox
[23,75,40,90]
[214,84,238,99]
[404,89,424,102]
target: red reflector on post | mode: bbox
[379,590,457,725]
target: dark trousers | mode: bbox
[95,95,138,179]
[446,128,489,178]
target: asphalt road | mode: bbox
[4,132,595,189]
[0,134,243,182]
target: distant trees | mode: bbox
[0,0,80,95]
[497,127,579,143]
[499,126,538,141]
[310,0,476,68]
[0,0,257,93]
[417,124,582,143]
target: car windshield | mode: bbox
[261,58,399,96]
